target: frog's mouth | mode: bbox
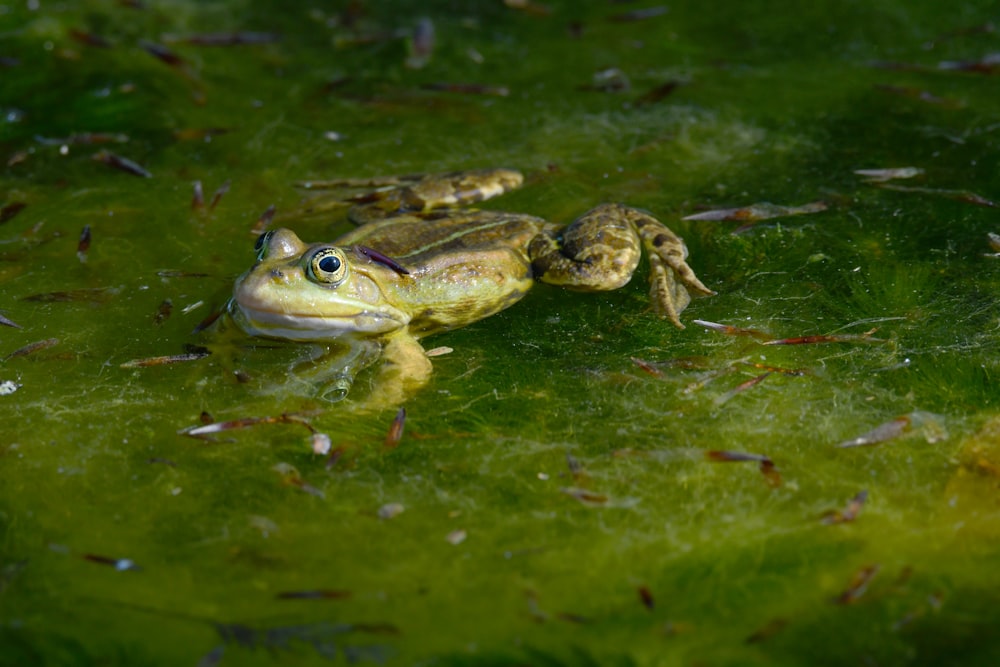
[229,297,408,341]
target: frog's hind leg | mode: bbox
[529,203,713,328]
[529,203,643,292]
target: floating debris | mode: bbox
[565,451,587,481]
[139,39,205,103]
[937,53,1000,74]
[22,287,116,303]
[120,351,209,368]
[37,132,130,146]
[638,585,655,610]
[560,487,609,506]
[683,201,827,223]
[873,84,962,108]
[140,39,185,67]
[76,225,91,262]
[579,67,631,93]
[209,180,230,211]
[630,356,665,378]
[191,180,204,209]
[420,82,510,96]
[384,407,406,449]
[83,553,141,572]
[153,299,173,325]
[146,457,177,466]
[405,18,434,69]
[157,269,211,279]
[191,308,224,334]
[311,432,332,455]
[0,201,27,224]
[833,564,880,605]
[445,529,467,545]
[0,380,21,395]
[988,231,1000,254]
[683,364,740,394]
[759,459,782,487]
[706,450,781,487]
[762,328,885,346]
[92,150,152,178]
[835,411,946,448]
[714,372,771,405]
[854,166,925,183]
[173,127,230,141]
[424,346,453,357]
[181,411,319,440]
[693,319,773,341]
[836,416,910,448]
[276,589,351,600]
[740,361,808,377]
[325,445,348,470]
[68,28,112,48]
[635,80,681,106]
[250,204,277,235]
[503,0,551,17]
[875,184,998,208]
[0,312,22,329]
[4,337,59,361]
[7,150,31,167]
[167,32,281,46]
[705,450,771,464]
[609,5,669,22]
[821,490,869,525]
[377,503,405,520]
[212,620,396,661]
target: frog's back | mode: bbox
[335,210,545,264]
[335,211,544,336]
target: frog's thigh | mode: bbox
[528,203,642,290]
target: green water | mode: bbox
[3,1,1000,665]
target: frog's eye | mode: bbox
[253,231,274,260]
[308,247,348,286]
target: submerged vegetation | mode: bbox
[2,0,1000,665]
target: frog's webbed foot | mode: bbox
[529,203,713,328]
[625,206,715,328]
[293,169,524,224]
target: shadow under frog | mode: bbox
[227,168,714,408]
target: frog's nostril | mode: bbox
[269,269,285,280]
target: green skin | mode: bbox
[231,168,713,404]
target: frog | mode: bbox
[230,168,714,405]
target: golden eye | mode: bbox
[308,247,348,285]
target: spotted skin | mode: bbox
[231,168,713,404]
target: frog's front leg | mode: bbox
[349,332,433,410]
[528,203,714,328]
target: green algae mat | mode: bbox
[3,1,1000,665]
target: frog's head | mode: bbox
[231,228,409,341]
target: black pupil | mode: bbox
[318,255,341,273]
